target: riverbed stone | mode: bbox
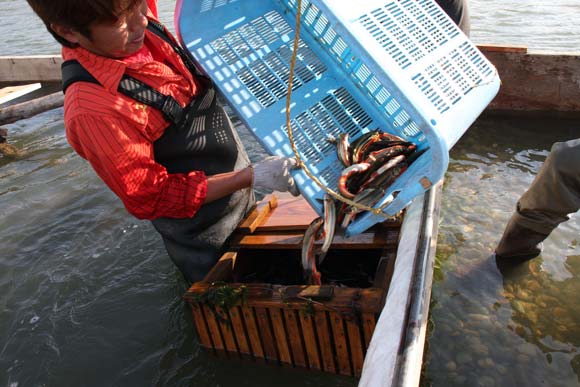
[456,351,473,364]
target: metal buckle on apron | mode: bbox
[161,97,185,124]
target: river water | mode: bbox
[1,1,579,386]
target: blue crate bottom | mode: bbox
[287,128,436,237]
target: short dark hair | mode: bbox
[26,0,142,47]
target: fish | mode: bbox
[336,132,352,167]
[301,217,324,285]
[338,162,371,198]
[318,194,337,264]
[299,129,422,285]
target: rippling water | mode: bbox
[1,1,579,387]
[424,118,580,387]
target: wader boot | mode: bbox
[495,215,549,260]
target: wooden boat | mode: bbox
[184,186,443,384]
[178,43,580,386]
[1,45,578,385]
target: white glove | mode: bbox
[252,156,300,196]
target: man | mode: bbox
[496,139,580,260]
[26,0,299,283]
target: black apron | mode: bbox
[150,83,254,284]
[62,19,254,284]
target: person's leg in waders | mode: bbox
[435,0,470,35]
[495,138,580,260]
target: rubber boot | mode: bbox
[495,216,548,260]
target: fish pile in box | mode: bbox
[301,130,419,285]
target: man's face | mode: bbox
[57,0,149,58]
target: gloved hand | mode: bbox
[252,156,300,196]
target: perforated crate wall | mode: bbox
[176,0,499,236]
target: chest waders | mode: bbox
[62,19,254,284]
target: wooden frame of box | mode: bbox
[183,194,401,377]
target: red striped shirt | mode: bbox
[63,0,208,220]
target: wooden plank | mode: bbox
[269,308,293,366]
[228,306,252,357]
[283,309,307,368]
[202,305,225,352]
[314,311,336,374]
[477,44,528,53]
[185,283,273,303]
[190,304,214,350]
[373,252,397,292]
[255,307,278,363]
[298,310,322,371]
[216,307,239,357]
[230,229,398,250]
[241,306,265,359]
[329,311,352,376]
[0,55,63,83]
[346,318,365,377]
[201,251,237,283]
[479,48,580,115]
[188,284,384,314]
[257,194,318,231]
[237,194,278,233]
[0,83,41,105]
[253,193,403,231]
[361,313,377,350]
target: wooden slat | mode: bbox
[241,306,264,359]
[257,194,318,231]
[0,55,63,83]
[0,83,41,105]
[216,307,239,356]
[201,251,237,283]
[329,311,352,376]
[362,312,377,350]
[479,48,580,115]
[230,229,398,250]
[255,307,278,363]
[298,311,321,370]
[477,44,528,53]
[346,318,365,377]
[283,309,307,368]
[314,311,336,373]
[190,304,213,350]
[251,193,403,232]
[188,284,384,314]
[269,308,293,366]
[373,253,396,291]
[237,194,278,233]
[202,305,225,352]
[228,306,251,357]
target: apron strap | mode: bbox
[61,60,185,124]
[146,18,209,80]
[61,18,211,125]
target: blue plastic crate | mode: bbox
[175,0,500,236]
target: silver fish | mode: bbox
[318,194,337,265]
[301,217,324,285]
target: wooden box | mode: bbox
[183,194,401,377]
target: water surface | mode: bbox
[1,1,580,386]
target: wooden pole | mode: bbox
[0,91,64,125]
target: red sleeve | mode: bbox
[147,0,158,18]
[66,113,207,220]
